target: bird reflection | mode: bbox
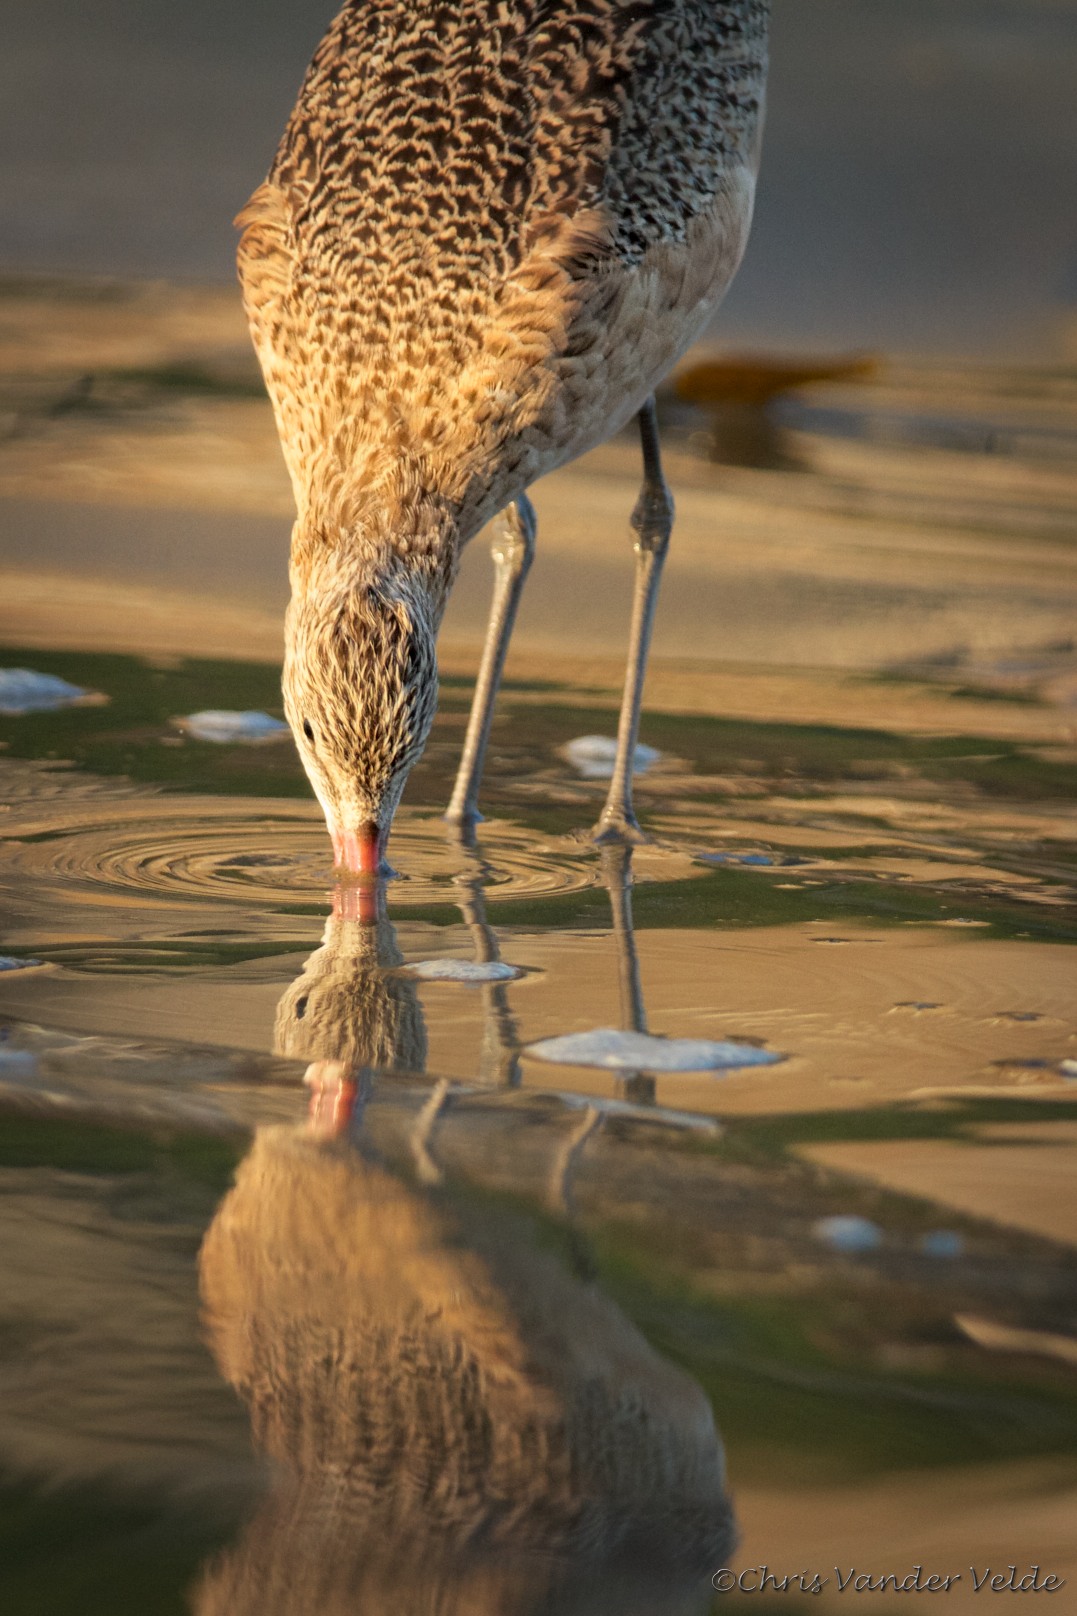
[274,883,427,1132]
[204,839,733,1606]
[451,841,523,1088]
[195,1119,735,1615]
[600,842,656,1106]
[273,839,658,1127]
[273,841,526,1130]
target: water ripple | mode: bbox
[0,797,600,920]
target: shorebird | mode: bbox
[238,0,769,874]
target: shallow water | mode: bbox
[1,644,1076,1612]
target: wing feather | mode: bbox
[236,3,768,532]
[236,181,315,511]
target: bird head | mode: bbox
[283,572,438,876]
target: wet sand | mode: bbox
[1,276,1075,1612]
[738,1460,1077,1611]
[800,1125,1077,1249]
[2,281,1076,685]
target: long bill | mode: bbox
[330,820,383,877]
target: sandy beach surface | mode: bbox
[1,274,1075,1612]
[2,276,1076,700]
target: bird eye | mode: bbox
[302,718,315,744]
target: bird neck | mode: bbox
[289,495,458,625]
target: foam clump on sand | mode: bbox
[177,709,289,743]
[920,1230,964,1259]
[402,959,522,983]
[525,1027,781,1073]
[813,1215,883,1253]
[0,1047,37,1079]
[561,735,660,779]
[0,668,101,714]
[700,851,806,868]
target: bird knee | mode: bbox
[631,484,674,555]
[491,492,536,574]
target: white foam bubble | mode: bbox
[177,710,290,743]
[561,735,661,779]
[0,668,96,714]
[524,1027,781,1073]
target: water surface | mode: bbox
[1,644,1075,1611]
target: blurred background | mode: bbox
[1,10,1076,1608]
[2,0,1076,360]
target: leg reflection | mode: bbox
[448,829,522,1088]
[600,842,656,1106]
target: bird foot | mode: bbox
[443,806,482,850]
[592,812,648,846]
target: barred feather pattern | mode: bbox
[242,0,768,541]
[282,563,440,828]
[274,911,428,1074]
[197,1128,734,1615]
[238,0,769,838]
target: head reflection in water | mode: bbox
[273,887,427,1128]
[196,1126,735,1615]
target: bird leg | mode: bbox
[445,493,536,827]
[594,396,673,842]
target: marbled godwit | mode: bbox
[238,1,769,873]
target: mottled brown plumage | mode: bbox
[238,0,769,867]
[197,1127,734,1614]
